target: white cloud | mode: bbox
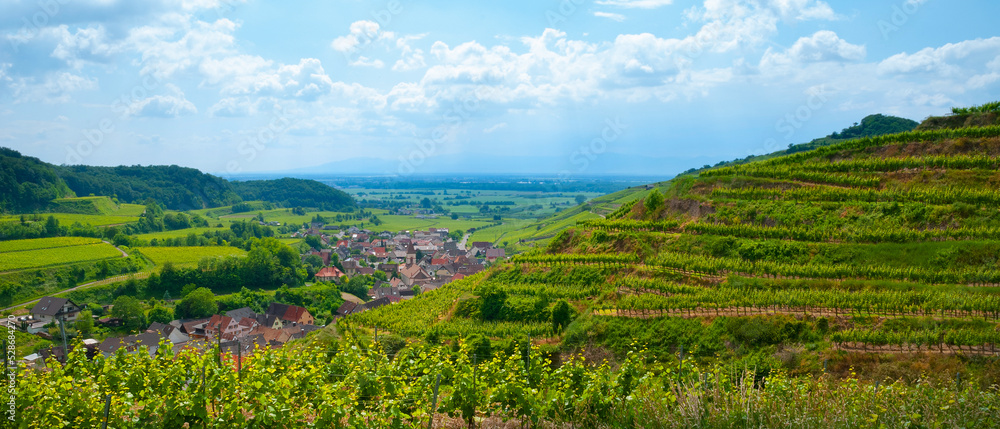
[130,85,197,117]
[10,72,97,103]
[331,20,393,54]
[595,0,673,8]
[594,12,627,22]
[877,37,1000,76]
[768,0,837,21]
[761,30,865,70]
[126,18,239,78]
[350,56,385,68]
[210,96,259,117]
[393,35,428,72]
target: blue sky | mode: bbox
[1,0,998,177]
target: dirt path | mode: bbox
[2,271,151,312]
[104,240,129,257]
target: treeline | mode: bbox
[0,147,357,213]
[140,238,304,298]
[0,148,73,213]
[57,164,241,210]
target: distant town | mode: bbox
[17,221,503,366]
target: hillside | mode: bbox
[0,147,356,212]
[0,148,74,212]
[230,178,356,211]
[478,114,919,253]
[681,113,919,174]
[356,115,1000,383]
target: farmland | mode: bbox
[135,246,247,267]
[0,236,103,253]
[0,241,124,272]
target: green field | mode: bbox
[136,246,247,267]
[0,236,103,253]
[0,243,123,272]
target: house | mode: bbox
[220,334,269,358]
[204,315,243,340]
[315,266,345,282]
[377,263,399,276]
[254,313,284,330]
[146,322,189,345]
[97,332,165,357]
[398,264,432,286]
[485,248,506,262]
[364,297,391,311]
[30,297,83,324]
[356,267,376,276]
[266,303,315,326]
[471,241,493,250]
[180,318,211,339]
[372,286,401,302]
[335,301,362,317]
[225,307,257,323]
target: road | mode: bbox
[2,242,135,312]
[458,233,471,251]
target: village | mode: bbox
[16,223,506,367]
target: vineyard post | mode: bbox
[237,340,242,382]
[428,374,441,429]
[473,353,478,429]
[100,394,112,429]
[58,316,68,363]
[678,345,684,385]
[216,323,222,365]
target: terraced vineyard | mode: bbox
[356,122,1000,375]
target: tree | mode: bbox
[451,213,459,220]
[552,300,572,333]
[303,254,324,269]
[644,189,664,214]
[421,197,432,208]
[148,305,174,324]
[305,235,324,250]
[111,296,146,331]
[575,195,587,205]
[478,284,507,321]
[75,309,94,338]
[174,287,217,319]
[44,215,60,236]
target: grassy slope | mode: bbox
[355,119,1000,383]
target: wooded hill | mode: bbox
[0,148,356,212]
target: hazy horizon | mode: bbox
[2,0,999,176]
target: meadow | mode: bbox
[135,246,247,267]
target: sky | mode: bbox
[1,0,999,177]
